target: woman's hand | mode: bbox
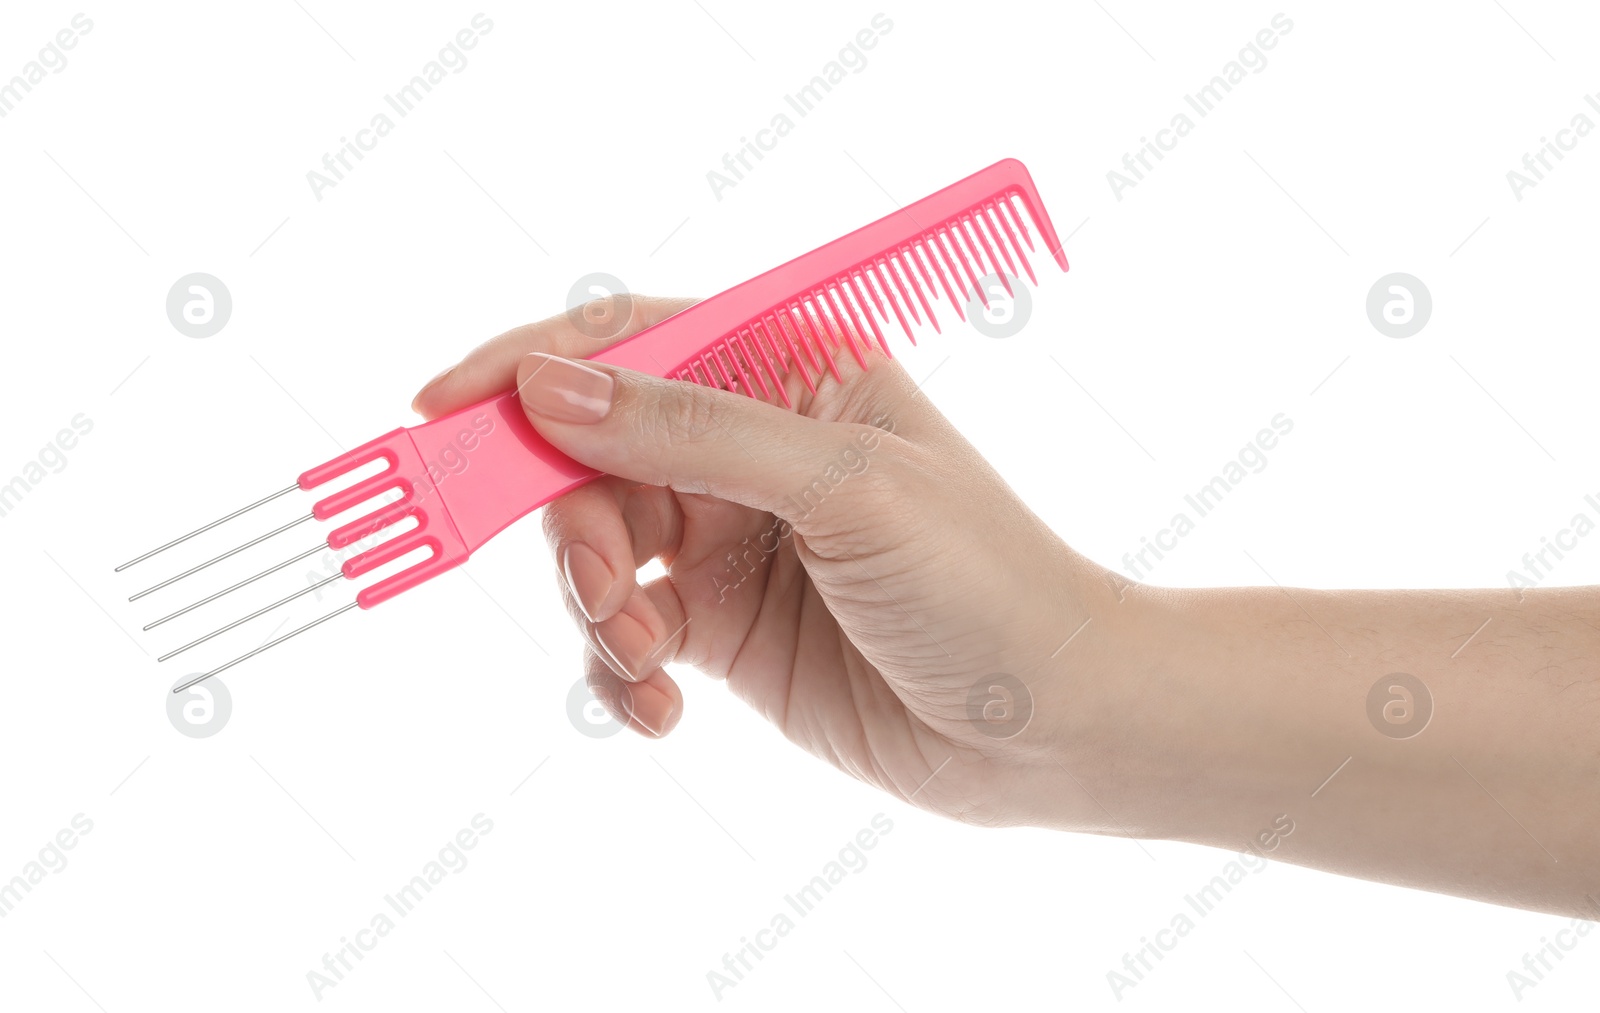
[414,296,1600,917]
[412,296,1131,828]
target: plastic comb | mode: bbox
[116,158,1070,692]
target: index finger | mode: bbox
[411,294,698,419]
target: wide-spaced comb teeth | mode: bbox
[894,249,936,335]
[942,224,984,306]
[120,158,1070,691]
[983,202,1027,285]
[846,272,889,352]
[871,262,915,345]
[963,213,1007,297]
[1002,194,1034,251]
[920,236,966,321]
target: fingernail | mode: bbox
[596,618,654,682]
[561,542,613,622]
[624,688,675,737]
[412,366,454,411]
[519,352,613,424]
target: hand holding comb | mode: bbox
[115,158,1070,692]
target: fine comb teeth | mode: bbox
[119,158,1070,692]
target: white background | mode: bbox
[1,1,1597,1009]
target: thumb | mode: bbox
[515,351,892,527]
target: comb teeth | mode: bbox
[942,224,983,306]
[662,183,1064,401]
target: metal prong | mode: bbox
[129,514,315,602]
[158,574,345,662]
[172,601,360,694]
[116,484,299,572]
[144,544,327,631]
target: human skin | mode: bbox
[413,296,1600,920]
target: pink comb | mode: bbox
[117,158,1069,692]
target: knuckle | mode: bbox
[539,490,585,545]
[786,424,905,524]
[655,382,724,447]
[567,293,636,341]
[611,378,725,490]
[540,500,567,542]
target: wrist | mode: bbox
[1013,566,1280,842]
[1029,577,1346,848]
[994,552,1176,836]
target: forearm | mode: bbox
[1053,577,1600,917]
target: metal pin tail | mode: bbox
[120,482,365,690]
[172,602,359,694]
[115,484,299,572]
